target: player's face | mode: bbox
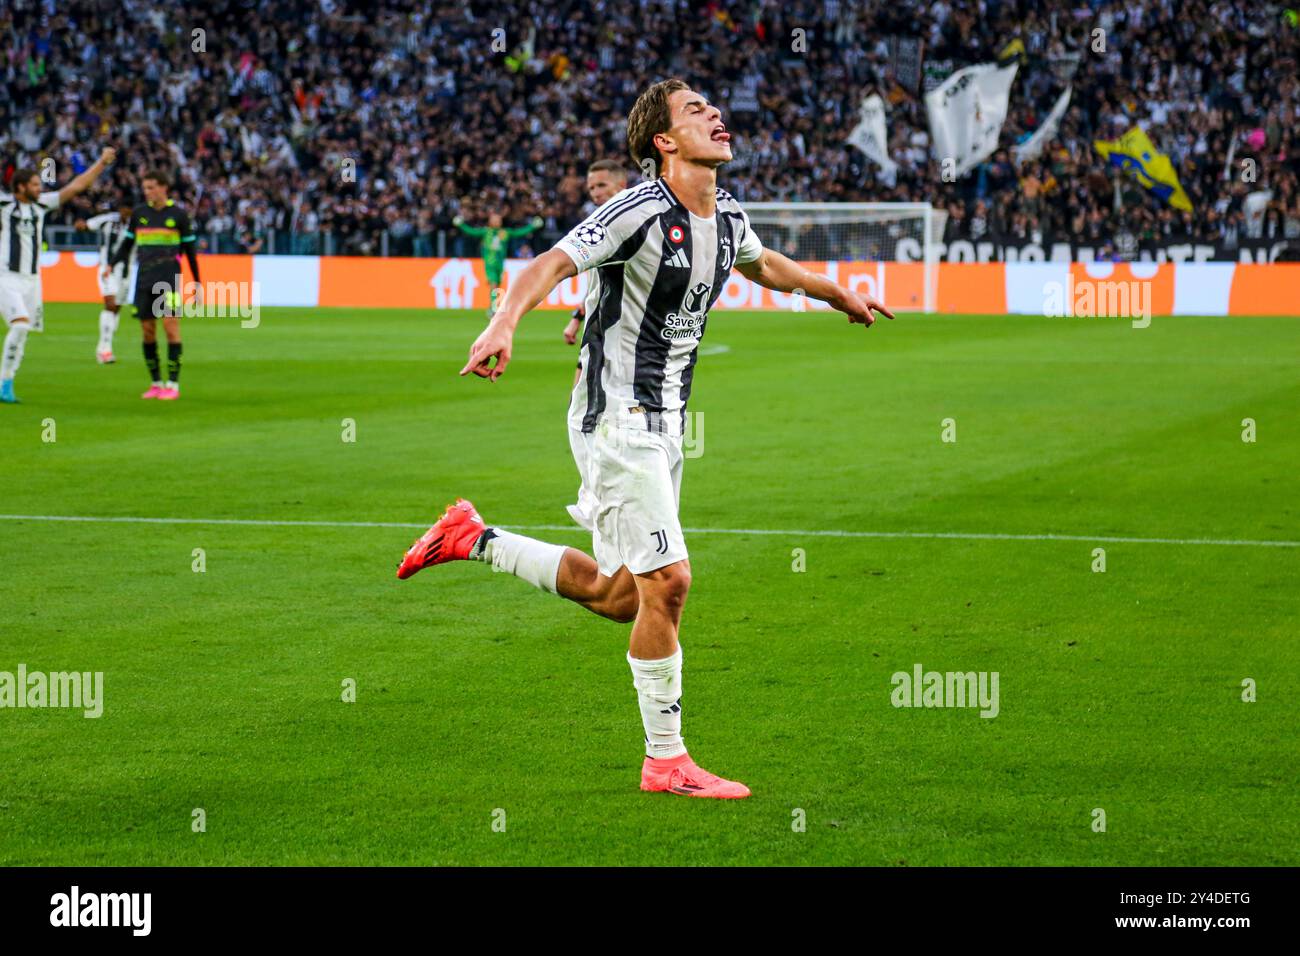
[142,178,167,205]
[586,171,625,205]
[14,175,41,202]
[488,213,503,228]
[659,89,731,168]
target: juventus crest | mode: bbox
[719,233,734,272]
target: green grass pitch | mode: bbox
[1,303,1297,866]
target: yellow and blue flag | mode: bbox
[998,38,1027,64]
[1094,127,1192,211]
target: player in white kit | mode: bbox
[78,201,135,364]
[0,148,117,403]
[396,80,893,798]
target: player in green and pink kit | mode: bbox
[452,211,543,316]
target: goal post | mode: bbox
[741,202,946,313]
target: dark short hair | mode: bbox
[142,170,170,188]
[626,78,690,178]
[12,167,40,189]
[587,158,627,180]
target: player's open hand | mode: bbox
[839,289,895,328]
[460,323,514,382]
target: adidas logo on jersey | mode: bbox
[663,247,690,269]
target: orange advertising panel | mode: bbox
[41,251,103,302]
[316,256,933,313]
[316,257,952,313]
[40,252,252,302]
[36,253,1299,316]
[200,253,253,290]
[313,257,1013,315]
[936,262,1006,314]
[1068,262,1175,317]
[1227,263,1300,316]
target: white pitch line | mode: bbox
[0,514,1296,549]
[0,513,425,529]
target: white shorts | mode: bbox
[0,272,43,332]
[566,423,599,532]
[98,263,128,301]
[573,407,688,578]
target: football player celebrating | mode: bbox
[0,147,117,403]
[398,79,893,799]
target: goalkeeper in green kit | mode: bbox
[453,210,543,316]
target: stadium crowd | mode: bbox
[2,0,1297,259]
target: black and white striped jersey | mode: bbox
[557,179,763,433]
[0,190,60,276]
[85,211,132,271]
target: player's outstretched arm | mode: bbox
[452,215,487,237]
[736,248,894,327]
[507,217,545,238]
[57,147,117,205]
[460,248,577,382]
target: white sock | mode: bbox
[629,648,687,759]
[97,310,118,351]
[474,528,564,594]
[1,323,29,381]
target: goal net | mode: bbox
[741,202,946,313]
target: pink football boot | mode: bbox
[641,752,751,799]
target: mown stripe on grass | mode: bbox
[1,513,1297,548]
